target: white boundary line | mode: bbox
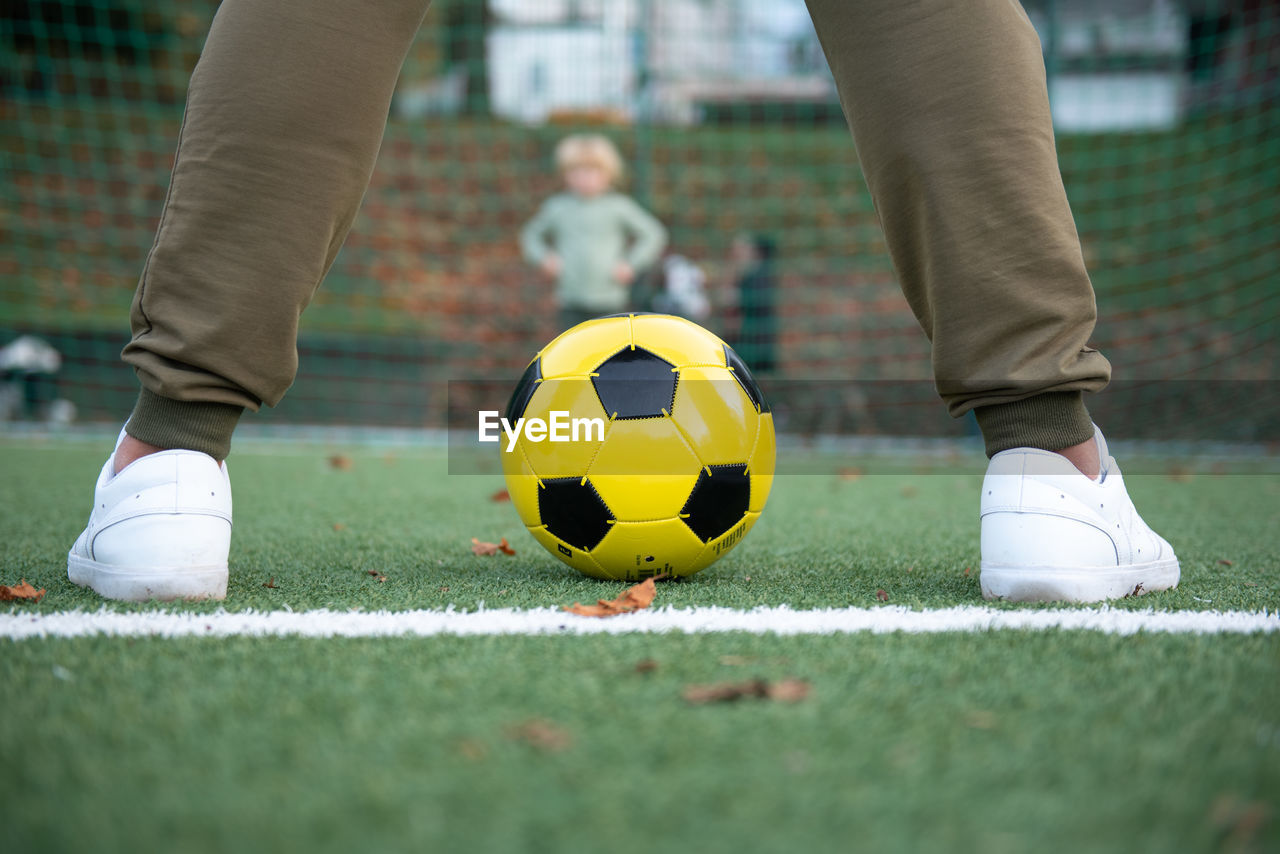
[2,605,1277,640]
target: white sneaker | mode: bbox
[979,425,1179,602]
[67,431,232,601]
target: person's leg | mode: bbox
[805,0,1108,459]
[121,0,433,464]
[70,0,432,600]
[805,0,1177,601]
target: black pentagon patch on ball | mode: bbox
[506,357,542,421]
[591,347,677,419]
[724,344,769,413]
[538,477,613,551]
[680,464,751,543]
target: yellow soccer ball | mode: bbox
[500,313,775,581]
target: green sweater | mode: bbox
[520,192,668,312]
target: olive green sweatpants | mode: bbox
[123,0,1109,460]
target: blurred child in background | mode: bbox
[650,254,710,322]
[723,232,778,375]
[520,134,667,330]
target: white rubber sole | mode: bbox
[980,558,1180,603]
[67,552,228,602]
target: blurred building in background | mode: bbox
[397,0,1278,129]
[478,0,831,125]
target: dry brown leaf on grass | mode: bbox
[1209,794,1271,850]
[367,570,387,583]
[1217,558,1234,566]
[876,588,890,602]
[489,489,511,503]
[766,679,813,703]
[456,739,488,761]
[683,680,769,704]
[327,454,353,471]
[964,710,998,730]
[262,577,278,589]
[0,579,45,602]
[471,537,516,556]
[563,576,666,617]
[683,678,811,705]
[505,719,572,752]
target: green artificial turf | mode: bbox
[3,435,1278,853]
[1,437,1276,614]
[3,632,1278,854]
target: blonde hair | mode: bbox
[554,134,625,186]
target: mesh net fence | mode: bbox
[2,0,1278,442]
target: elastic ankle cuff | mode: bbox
[974,391,1094,458]
[125,388,243,460]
